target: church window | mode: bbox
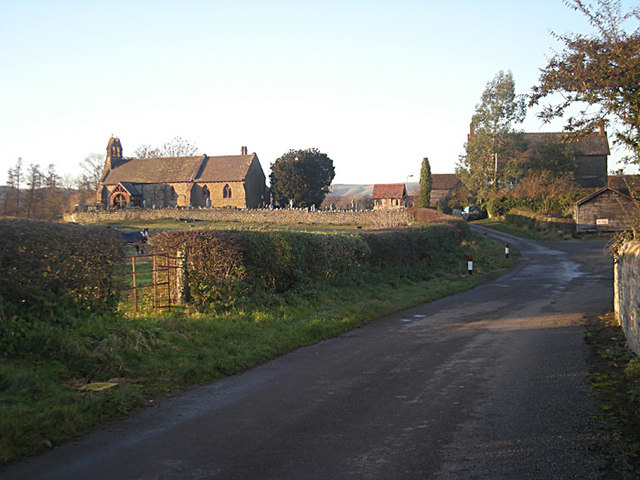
[223,184,232,198]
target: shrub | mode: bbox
[151,226,463,309]
[486,193,584,217]
[0,219,123,314]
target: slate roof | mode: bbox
[102,154,258,185]
[197,154,256,182]
[524,132,610,156]
[608,175,640,193]
[371,183,406,199]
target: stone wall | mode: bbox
[614,240,640,356]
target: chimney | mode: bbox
[598,121,606,136]
[241,146,248,155]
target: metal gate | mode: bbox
[121,253,181,312]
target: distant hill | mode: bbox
[330,183,419,198]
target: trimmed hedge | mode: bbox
[486,194,583,217]
[151,225,465,309]
[0,219,124,314]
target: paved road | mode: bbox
[1,226,614,479]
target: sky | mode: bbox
[1,0,637,187]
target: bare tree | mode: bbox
[78,153,105,193]
[134,136,200,158]
[4,158,23,216]
[25,163,43,218]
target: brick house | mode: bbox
[371,183,407,210]
[98,137,268,209]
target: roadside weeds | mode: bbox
[586,312,640,479]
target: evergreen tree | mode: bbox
[270,148,335,208]
[418,157,432,208]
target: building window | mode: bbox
[223,184,232,198]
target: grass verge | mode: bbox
[0,233,512,466]
[586,312,640,478]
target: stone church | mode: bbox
[98,137,268,209]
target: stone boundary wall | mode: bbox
[614,240,640,356]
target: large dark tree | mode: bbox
[530,0,640,163]
[270,148,335,208]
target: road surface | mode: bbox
[0,226,613,479]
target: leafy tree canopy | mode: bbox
[530,0,640,163]
[269,148,335,208]
[457,71,527,203]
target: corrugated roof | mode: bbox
[371,183,406,199]
[103,156,205,184]
[196,154,255,182]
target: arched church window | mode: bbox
[223,184,232,198]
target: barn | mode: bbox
[98,137,268,209]
[574,187,636,233]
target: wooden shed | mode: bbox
[574,187,636,233]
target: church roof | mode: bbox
[102,153,259,185]
[197,154,257,182]
[103,156,205,184]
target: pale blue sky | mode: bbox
[0,0,635,186]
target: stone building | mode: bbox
[98,137,268,209]
[371,183,407,210]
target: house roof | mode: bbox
[102,153,259,185]
[371,183,406,199]
[432,174,460,190]
[608,175,640,192]
[524,132,610,156]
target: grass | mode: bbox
[0,232,512,466]
[586,312,640,478]
[103,217,373,235]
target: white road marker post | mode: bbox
[505,243,509,259]
[468,255,473,275]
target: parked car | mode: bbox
[462,205,487,221]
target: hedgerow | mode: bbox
[0,219,123,315]
[485,194,584,217]
[151,225,465,309]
